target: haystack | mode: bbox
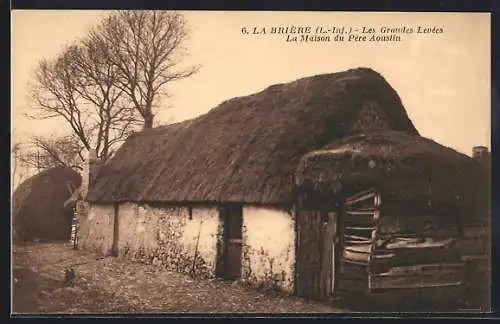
[295,130,489,223]
[12,166,82,243]
[87,67,418,205]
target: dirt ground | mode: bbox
[12,243,347,314]
[12,243,487,315]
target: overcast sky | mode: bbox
[11,11,491,156]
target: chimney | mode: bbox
[472,146,488,160]
[81,149,102,199]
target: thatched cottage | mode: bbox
[77,68,489,303]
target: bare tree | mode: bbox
[89,11,199,129]
[16,134,84,172]
[27,41,140,162]
[67,41,140,158]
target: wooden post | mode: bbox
[294,198,301,297]
[72,208,78,250]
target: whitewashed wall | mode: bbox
[78,203,115,255]
[179,207,220,269]
[242,206,295,293]
[79,202,297,293]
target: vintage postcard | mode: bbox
[11,10,492,315]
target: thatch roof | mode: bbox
[86,68,418,205]
[12,166,82,243]
[295,130,489,217]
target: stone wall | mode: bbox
[241,206,295,293]
[79,203,220,278]
[77,202,115,255]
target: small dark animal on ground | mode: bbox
[64,268,75,285]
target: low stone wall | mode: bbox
[241,207,295,293]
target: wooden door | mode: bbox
[111,203,119,257]
[295,207,336,300]
[222,204,243,280]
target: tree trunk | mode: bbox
[143,113,154,130]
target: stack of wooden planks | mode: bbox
[337,188,382,295]
[337,187,466,297]
[369,237,464,292]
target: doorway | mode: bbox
[219,204,243,280]
[295,208,337,300]
[111,203,119,257]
